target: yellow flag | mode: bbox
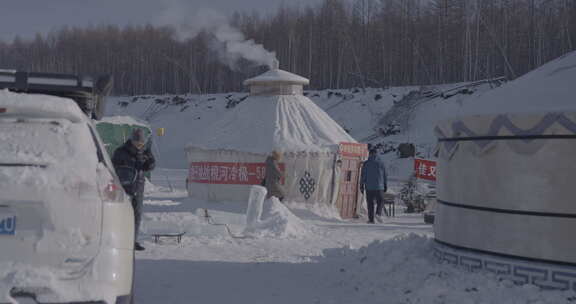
[157,128,165,137]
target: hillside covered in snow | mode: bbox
[106,78,503,170]
[105,50,576,177]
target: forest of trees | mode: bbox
[0,0,575,95]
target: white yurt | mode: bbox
[434,51,576,291]
[185,64,367,218]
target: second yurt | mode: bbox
[434,51,576,290]
[185,65,367,218]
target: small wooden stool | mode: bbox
[152,232,186,244]
[382,193,396,217]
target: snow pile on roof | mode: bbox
[465,51,576,115]
[244,69,310,86]
[0,117,99,193]
[244,197,311,238]
[0,89,85,122]
[100,115,149,127]
[188,95,356,154]
[318,234,571,304]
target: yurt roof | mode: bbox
[463,50,576,115]
[187,94,356,154]
[243,69,310,86]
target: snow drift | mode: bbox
[244,197,311,239]
[317,234,573,304]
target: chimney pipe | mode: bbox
[271,59,279,70]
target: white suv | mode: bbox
[0,90,134,304]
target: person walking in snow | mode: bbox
[112,128,156,251]
[360,149,388,224]
[264,151,285,201]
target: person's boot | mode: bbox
[134,242,145,251]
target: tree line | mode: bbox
[0,0,574,95]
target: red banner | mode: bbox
[188,162,284,185]
[414,158,437,181]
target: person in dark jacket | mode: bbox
[360,149,388,224]
[112,129,155,251]
[264,151,285,201]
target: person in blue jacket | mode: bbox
[360,149,388,223]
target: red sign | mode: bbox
[339,142,368,158]
[414,158,437,181]
[188,162,284,185]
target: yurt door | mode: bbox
[336,157,362,218]
[336,143,368,219]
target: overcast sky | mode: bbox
[0,0,317,42]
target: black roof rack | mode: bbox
[0,70,113,120]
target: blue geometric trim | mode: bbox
[434,240,576,292]
[439,134,576,142]
[436,113,576,150]
[435,239,576,268]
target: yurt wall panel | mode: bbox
[435,113,576,265]
[282,151,339,205]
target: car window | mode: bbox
[88,124,105,164]
[0,118,98,165]
[87,123,117,171]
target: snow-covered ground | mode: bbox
[136,173,574,304]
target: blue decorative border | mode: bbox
[434,240,576,291]
[435,113,576,154]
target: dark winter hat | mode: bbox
[131,128,146,145]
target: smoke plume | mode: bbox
[156,2,277,70]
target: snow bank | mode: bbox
[284,201,342,220]
[141,211,199,239]
[144,179,168,195]
[0,262,116,304]
[244,197,311,238]
[318,234,573,304]
[144,179,187,199]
